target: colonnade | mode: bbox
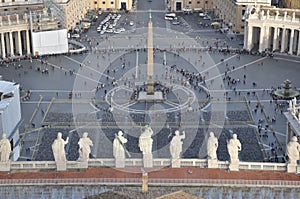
[244,7,300,56]
[0,30,31,59]
[245,26,300,55]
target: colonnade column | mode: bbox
[259,26,265,52]
[281,28,286,53]
[9,32,14,57]
[297,31,300,56]
[1,33,5,58]
[26,30,31,55]
[243,25,248,49]
[246,26,253,51]
[17,31,22,56]
[289,29,294,55]
[264,27,270,50]
[273,27,278,51]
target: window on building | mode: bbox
[197,1,200,4]
[242,10,245,15]
[111,1,114,4]
[188,1,192,4]
[94,1,97,4]
[241,26,244,29]
[102,1,105,4]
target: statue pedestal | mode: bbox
[56,161,67,171]
[207,159,218,169]
[171,158,181,168]
[143,154,153,168]
[0,162,10,172]
[115,158,125,168]
[229,162,239,171]
[78,161,88,169]
[287,163,297,173]
[142,172,148,193]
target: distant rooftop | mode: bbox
[0,80,18,110]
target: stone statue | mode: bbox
[0,134,11,162]
[284,11,287,20]
[292,97,297,107]
[289,99,293,114]
[266,10,270,19]
[286,136,300,165]
[113,131,128,159]
[207,132,218,160]
[227,134,241,163]
[292,12,296,20]
[139,125,153,155]
[275,10,279,20]
[78,132,93,161]
[52,132,69,162]
[169,130,185,159]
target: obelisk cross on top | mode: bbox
[147,10,154,95]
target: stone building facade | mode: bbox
[0,5,61,58]
[169,0,212,12]
[212,0,271,33]
[244,6,300,56]
[90,0,133,11]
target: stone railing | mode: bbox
[248,8,300,25]
[0,0,43,7]
[236,0,271,4]
[2,158,290,172]
[1,177,300,188]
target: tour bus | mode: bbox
[165,13,177,21]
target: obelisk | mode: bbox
[147,11,154,95]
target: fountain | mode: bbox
[274,79,299,99]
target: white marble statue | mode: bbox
[139,125,153,155]
[52,132,69,162]
[227,134,242,163]
[78,132,93,161]
[207,132,218,160]
[286,136,300,165]
[0,134,11,162]
[113,131,128,159]
[289,99,293,114]
[292,97,297,108]
[169,130,185,159]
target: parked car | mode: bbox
[71,34,80,38]
[172,20,180,25]
[199,13,206,17]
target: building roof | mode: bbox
[0,80,17,110]
[0,80,16,95]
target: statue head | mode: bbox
[118,131,123,136]
[292,136,298,142]
[233,134,237,139]
[57,132,62,139]
[175,130,180,136]
[210,132,214,137]
[2,134,6,139]
[83,132,88,138]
